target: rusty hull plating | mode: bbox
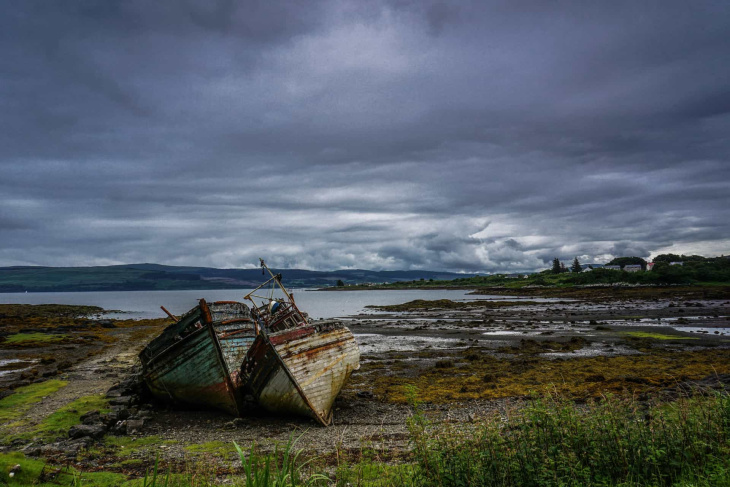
[139,260,360,425]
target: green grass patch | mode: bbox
[4,332,68,345]
[104,435,177,458]
[335,461,417,486]
[185,440,237,458]
[0,379,67,426]
[16,393,110,442]
[119,458,144,467]
[623,331,698,340]
[0,451,129,486]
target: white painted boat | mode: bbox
[241,260,360,425]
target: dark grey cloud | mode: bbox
[1,0,729,272]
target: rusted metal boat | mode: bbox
[242,260,360,425]
[139,300,256,415]
[139,259,360,425]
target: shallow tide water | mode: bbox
[0,288,523,320]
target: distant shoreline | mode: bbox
[317,285,473,291]
[322,284,730,301]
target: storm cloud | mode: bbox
[1,1,728,272]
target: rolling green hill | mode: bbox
[0,264,468,292]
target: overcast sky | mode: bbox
[1,1,728,272]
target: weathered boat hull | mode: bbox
[142,325,240,414]
[244,322,360,425]
[140,300,255,416]
[140,288,361,426]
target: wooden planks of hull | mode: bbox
[244,322,360,425]
[140,294,360,425]
[142,326,239,415]
[140,300,255,416]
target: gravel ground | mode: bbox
[2,293,729,474]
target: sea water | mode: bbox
[0,288,534,320]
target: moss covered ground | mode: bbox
[4,332,69,346]
[102,435,178,459]
[0,380,67,425]
[623,331,699,340]
[185,441,238,460]
[0,304,166,347]
[352,348,730,404]
[0,451,129,486]
[15,393,110,443]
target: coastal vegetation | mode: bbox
[407,391,730,487]
[2,391,729,486]
[337,254,730,291]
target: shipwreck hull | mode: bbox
[142,325,240,414]
[244,322,360,425]
[140,284,361,426]
[209,302,257,393]
[140,300,255,416]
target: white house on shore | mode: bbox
[580,264,605,272]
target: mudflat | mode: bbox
[0,286,729,480]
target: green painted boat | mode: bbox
[139,299,256,415]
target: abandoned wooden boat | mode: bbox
[242,260,360,425]
[243,321,360,425]
[139,259,360,425]
[139,300,256,416]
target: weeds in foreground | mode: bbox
[7,390,730,486]
[408,389,730,486]
[234,433,328,487]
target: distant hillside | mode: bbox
[0,264,469,293]
[348,254,730,290]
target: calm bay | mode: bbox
[0,288,528,320]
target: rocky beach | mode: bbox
[1,286,729,483]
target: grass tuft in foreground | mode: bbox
[234,433,328,487]
[407,387,730,486]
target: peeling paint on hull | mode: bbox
[244,322,360,425]
[140,300,255,415]
[141,296,360,426]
